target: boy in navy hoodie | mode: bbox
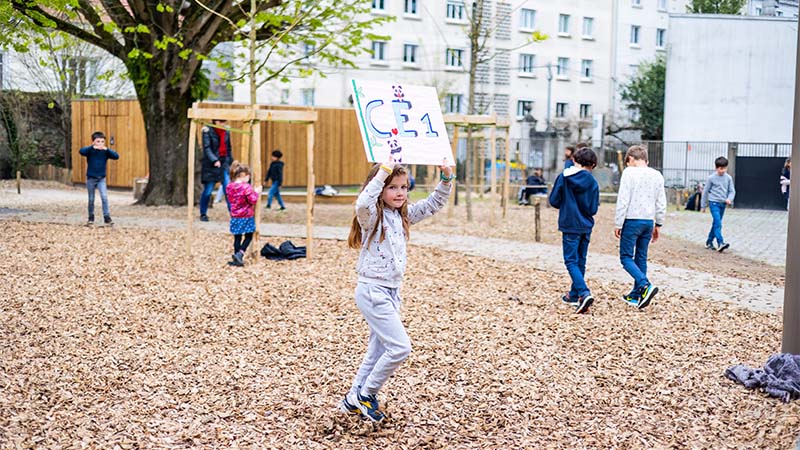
[548,147,600,314]
[78,131,120,226]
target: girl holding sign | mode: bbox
[339,158,454,423]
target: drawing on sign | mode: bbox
[351,79,453,165]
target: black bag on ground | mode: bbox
[260,240,306,260]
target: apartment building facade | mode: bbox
[233,0,689,139]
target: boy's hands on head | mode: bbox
[92,138,107,150]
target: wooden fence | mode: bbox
[26,164,73,185]
[71,99,372,188]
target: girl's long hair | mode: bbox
[230,160,251,179]
[347,164,410,249]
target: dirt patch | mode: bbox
[0,221,796,448]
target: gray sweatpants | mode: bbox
[350,282,412,396]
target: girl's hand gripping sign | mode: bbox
[351,79,455,166]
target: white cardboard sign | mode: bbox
[350,79,454,166]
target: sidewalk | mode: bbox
[2,208,784,314]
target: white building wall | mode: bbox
[663,14,796,143]
[234,0,683,140]
[746,0,799,17]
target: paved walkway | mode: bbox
[1,206,784,314]
[662,208,788,267]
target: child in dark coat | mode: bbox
[548,147,600,314]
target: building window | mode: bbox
[558,14,570,34]
[301,88,315,106]
[630,25,640,45]
[582,17,594,38]
[776,9,784,16]
[371,41,387,61]
[520,8,536,30]
[656,29,666,48]
[581,59,593,79]
[517,100,533,117]
[519,54,536,74]
[403,44,417,64]
[445,94,463,113]
[303,43,315,57]
[372,0,385,11]
[755,6,762,15]
[66,56,94,93]
[629,64,639,76]
[447,0,465,20]
[404,0,417,14]
[579,104,591,119]
[557,57,569,76]
[280,89,290,105]
[632,0,642,6]
[555,102,567,118]
[446,48,464,68]
[658,0,667,10]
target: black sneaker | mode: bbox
[355,391,386,423]
[104,215,114,226]
[718,243,730,253]
[561,294,578,306]
[575,295,594,314]
[85,220,94,227]
[279,207,286,211]
[338,391,363,418]
[229,253,244,267]
[705,243,716,250]
[200,215,209,222]
[266,205,271,209]
[637,284,659,310]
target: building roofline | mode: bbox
[669,13,797,22]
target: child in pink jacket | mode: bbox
[225,161,262,266]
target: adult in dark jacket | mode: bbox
[548,147,600,314]
[199,119,233,221]
[78,131,120,226]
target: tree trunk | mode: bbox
[137,83,193,206]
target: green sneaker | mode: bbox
[637,284,659,310]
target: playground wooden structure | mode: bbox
[184,102,318,259]
[442,114,513,218]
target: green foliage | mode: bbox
[620,55,666,140]
[687,0,746,14]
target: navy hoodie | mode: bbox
[79,146,120,178]
[548,166,600,234]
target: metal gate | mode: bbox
[734,156,787,210]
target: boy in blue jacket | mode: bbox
[548,147,600,314]
[78,131,120,226]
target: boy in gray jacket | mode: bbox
[701,156,736,252]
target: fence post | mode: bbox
[534,198,541,242]
[16,171,21,194]
[727,142,738,180]
[684,142,689,188]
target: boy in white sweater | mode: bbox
[614,145,667,309]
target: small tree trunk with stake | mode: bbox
[16,170,21,194]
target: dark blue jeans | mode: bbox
[199,174,230,216]
[267,183,285,208]
[707,201,726,246]
[562,232,591,298]
[619,219,654,292]
[86,176,109,220]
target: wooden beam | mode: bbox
[188,107,317,123]
[443,114,498,126]
[490,126,497,197]
[186,119,198,255]
[251,116,262,260]
[306,123,315,259]
[448,125,459,218]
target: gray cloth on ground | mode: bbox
[725,353,800,403]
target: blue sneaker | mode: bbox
[562,294,579,306]
[637,284,659,310]
[355,391,386,423]
[621,294,639,307]
[338,391,363,417]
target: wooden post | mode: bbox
[502,133,511,219]
[490,126,497,197]
[534,198,541,242]
[186,119,198,255]
[448,125,459,218]
[16,170,21,194]
[306,123,315,260]
[250,114,262,260]
[478,135,485,199]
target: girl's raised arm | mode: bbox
[408,161,453,225]
[355,166,391,230]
